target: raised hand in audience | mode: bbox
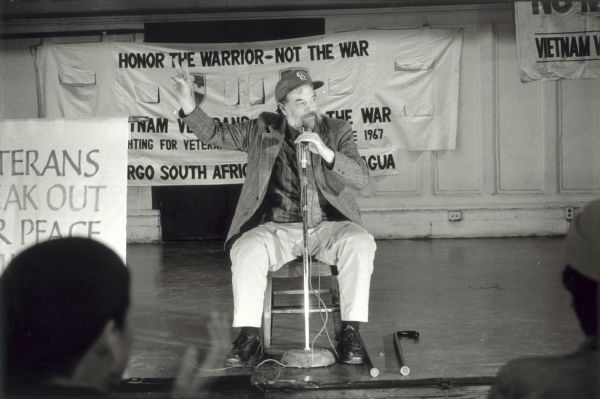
[172,312,231,398]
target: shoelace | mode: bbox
[342,328,362,349]
[233,332,254,347]
[232,332,262,355]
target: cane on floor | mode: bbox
[393,330,419,376]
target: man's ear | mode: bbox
[100,320,121,360]
[278,103,287,116]
[69,320,121,388]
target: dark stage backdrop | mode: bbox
[148,18,325,240]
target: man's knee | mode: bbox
[345,230,376,255]
[231,232,263,258]
[230,233,270,273]
[338,230,376,274]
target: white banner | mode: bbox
[127,144,398,185]
[515,1,600,82]
[0,118,128,271]
[36,29,462,185]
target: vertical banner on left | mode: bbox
[0,118,128,272]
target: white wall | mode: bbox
[328,5,600,238]
[1,4,599,242]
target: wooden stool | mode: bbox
[262,258,342,351]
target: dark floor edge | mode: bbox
[115,375,495,392]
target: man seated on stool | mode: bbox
[488,199,599,399]
[172,66,376,367]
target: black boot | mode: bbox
[225,329,264,367]
[337,324,365,364]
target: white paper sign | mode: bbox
[0,118,128,271]
[515,1,600,82]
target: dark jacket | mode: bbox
[183,107,370,247]
[488,337,598,399]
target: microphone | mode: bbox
[298,116,315,170]
[299,143,308,169]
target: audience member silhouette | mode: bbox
[488,199,599,399]
[2,237,228,399]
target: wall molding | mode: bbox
[361,202,590,239]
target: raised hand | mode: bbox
[170,63,196,115]
[171,312,231,399]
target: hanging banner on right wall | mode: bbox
[515,0,600,82]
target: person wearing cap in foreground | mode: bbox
[1,238,132,398]
[172,66,376,367]
[488,199,599,399]
[1,237,230,399]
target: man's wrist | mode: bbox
[180,101,197,117]
[323,149,335,168]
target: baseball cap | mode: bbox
[563,198,600,281]
[275,68,323,103]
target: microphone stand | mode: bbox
[280,141,335,368]
[300,143,311,351]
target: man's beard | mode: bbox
[287,111,322,132]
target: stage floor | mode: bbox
[121,237,582,397]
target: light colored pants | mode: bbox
[229,221,376,327]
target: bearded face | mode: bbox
[279,84,323,131]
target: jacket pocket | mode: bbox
[249,77,264,105]
[395,57,434,117]
[57,64,96,104]
[134,80,160,103]
[328,70,355,96]
[58,64,96,86]
[224,78,239,105]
